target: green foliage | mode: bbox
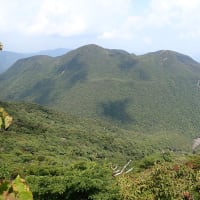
[100,99,133,123]
[0,175,33,200]
[0,107,13,130]
[0,165,10,180]
[0,100,191,174]
[26,161,119,200]
[186,154,200,170]
[116,158,200,200]
[0,42,3,51]
[138,152,173,170]
[0,99,193,199]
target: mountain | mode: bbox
[0,48,70,73]
[0,44,200,135]
[37,48,70,57]
[0,51,31,73]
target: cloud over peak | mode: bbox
[1,0,200,58]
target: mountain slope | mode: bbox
[0,48,70,73]
[0,44,200,134]
[0,101,190,168]
[0,101,194,200]
[0,51,31,73]
[37,48,70,57]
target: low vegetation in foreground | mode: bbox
[0,101,199,199]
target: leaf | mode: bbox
[0,182,9,195]
[12,175,33,200]
[17,191,33,200]
[0,107,13,130]
[0,117,2,130]
[4,115,13,130]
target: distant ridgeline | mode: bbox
[0,107,13,130]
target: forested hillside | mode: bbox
[1,45,200,135]
[0,101,199,200]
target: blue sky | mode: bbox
[1,0,200,60]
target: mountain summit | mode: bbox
[0,44,200,134]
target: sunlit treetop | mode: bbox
[0,42,3,51]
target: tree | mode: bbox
[0,107,13,130]
[0,42,3,51]
[0,175,33,200]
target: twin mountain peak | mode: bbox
[0,44,200,133]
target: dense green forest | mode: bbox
[0,101,199,199]
[1,45,200,134]
[1,45,200,199]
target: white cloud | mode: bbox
[1,0,200,56]
[98,31,118,39]
[179,30,200,39]
[28,15,86,37]
[26,0,87,36]
[0,0,133,37]
[109,0,200,45]
[98,30,133,40]
[143,36,152,45]
[146,0,200,31]
[0,0,39,31]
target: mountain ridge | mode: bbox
[1,44,200,134]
